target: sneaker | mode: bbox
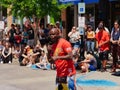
[0,61,3,64]
[8,61,12,64]
[26,64,32,67]
[100,68,107,72]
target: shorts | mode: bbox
[89,65,96,71]
[99,50,109,60]
[56,76,75,90]
[56,76,68,90]
[74,42,80,48]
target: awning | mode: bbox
[83,0,99,4]
[58,0,81,4]
[58,0,118,4]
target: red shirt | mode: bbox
[95,30,110,52]
[52,38,76,77]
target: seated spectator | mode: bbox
[21,45,33,67]
[1,41,12,64]
[79,52,97,73]
[12,45,21,59]
[19,47,27,66]
[32,44,42,63]
[73,54,79,68]
[0,40,4,63]
[36,50,49,69]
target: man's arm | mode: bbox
[52,52,73,61]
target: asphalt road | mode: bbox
[0,59,120,90]
[0,63,56,90]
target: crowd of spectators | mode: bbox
[0,19,120,74]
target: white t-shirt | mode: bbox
[40,55,47,63]
[69,31,80,43]
[95,27,110,33]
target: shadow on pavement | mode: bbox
[112,71,120,76]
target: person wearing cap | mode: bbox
[95,22,110,72]
[49,28,76,90]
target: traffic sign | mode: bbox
[78,3,85,14]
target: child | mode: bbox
[36,50,49,69]
[13,45,21,59]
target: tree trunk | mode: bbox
[32,17,40,45]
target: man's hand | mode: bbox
[51,56,59,61]
[112,40,118,44]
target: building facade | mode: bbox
[61,0,120,38]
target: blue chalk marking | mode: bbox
[76,72,118,87]
[31,64,39,70]
[76,79,118,87]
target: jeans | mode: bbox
[86,40,95,52]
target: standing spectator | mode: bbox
[27,24,34,47]
[21,27,29,49]
[49,28,76,90]
[1,41,12,64]
[3,22,9,40]
[86,25,95,54]
[38,23,46,47]
[14,24,22,47]
[110,20,120,72]
[68,26,81,55]
[8,24,16,48]
[95,21,110,33]
[68,26,80,47]
[95,22,110,72]
[55,21,63,36]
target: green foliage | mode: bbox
[1,0,71,20]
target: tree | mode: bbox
[1,0,71,45]
[1,0,70,22]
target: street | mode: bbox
[0,62,56,90]
[0,59,120,90]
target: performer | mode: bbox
[49,28,76,90]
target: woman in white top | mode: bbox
[68,26,81,55]
[1,42,12,63]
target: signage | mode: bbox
[78,16,85,27]
[78,3,85,14]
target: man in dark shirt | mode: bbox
[27,24,34,47]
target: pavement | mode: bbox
[0,59,120,90]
